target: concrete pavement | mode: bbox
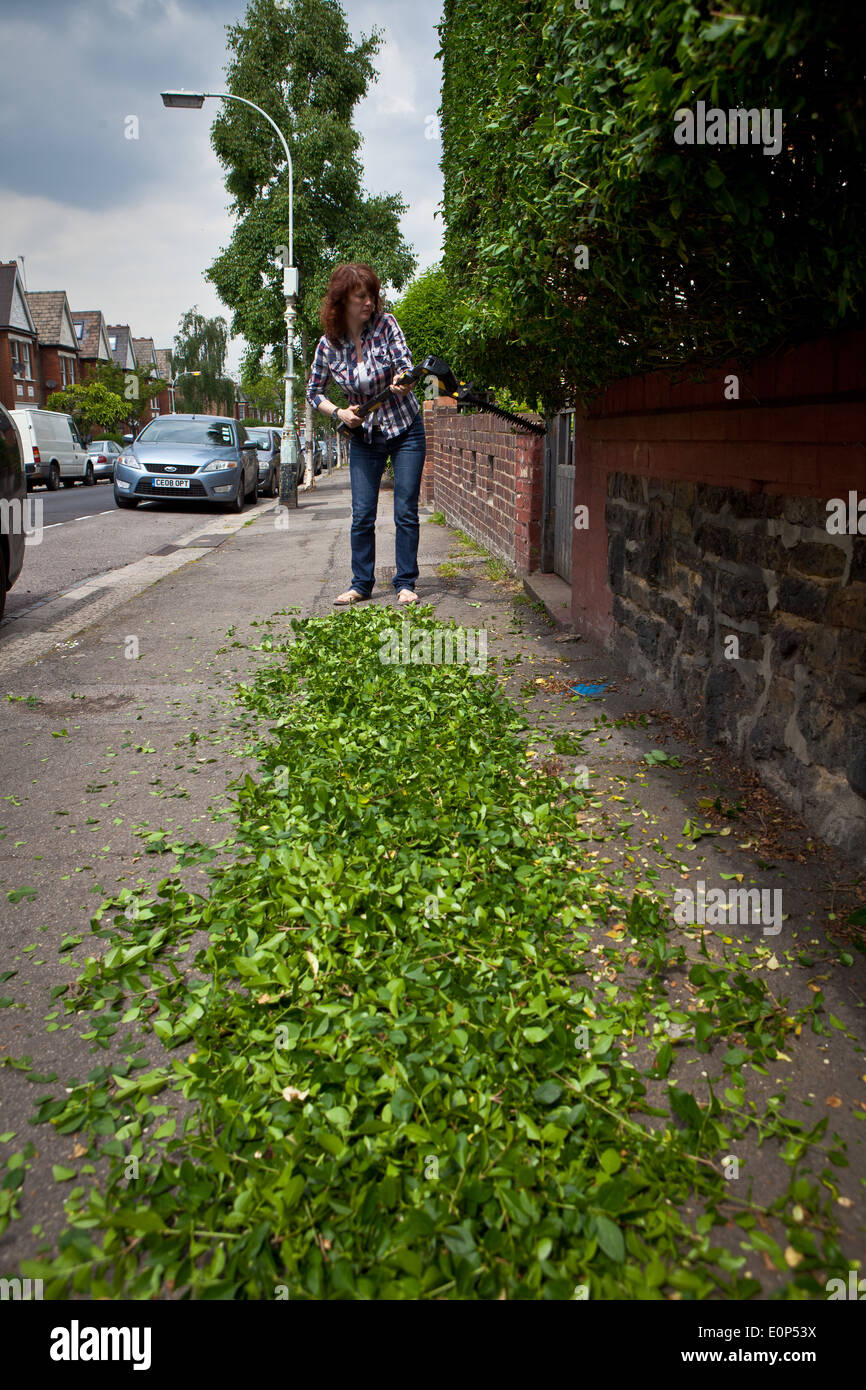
[0,464,863,1289]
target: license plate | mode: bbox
[153,477,190,488]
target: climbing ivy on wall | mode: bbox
[438,0,866,408]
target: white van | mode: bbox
[9,409,90,491]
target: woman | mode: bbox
[306,263,426,606]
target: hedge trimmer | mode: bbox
[335,354,545,435]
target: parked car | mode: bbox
[297,429,324,477]
[86,439,123,483]
[113,414,258,512]
[0,403,27,622]
[10,408,90,490]
[243,426,280,497]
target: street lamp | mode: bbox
[160,89,299,508]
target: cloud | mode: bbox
[363,39,418,115]
[4,181,236,359]
[0,0,445,374]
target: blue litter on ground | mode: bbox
[571,682,611,696]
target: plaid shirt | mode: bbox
[306,311,421,442]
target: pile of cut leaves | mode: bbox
[19,607,847,1298]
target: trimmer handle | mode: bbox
[335,363,427,433]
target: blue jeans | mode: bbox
[348,413,426,595]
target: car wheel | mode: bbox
[226,476,245,513]
[114,492,138,510]
[47,463,60,491]
[268,465,279,498]
[84,462,95,486]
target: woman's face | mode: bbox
[346,287,374,325]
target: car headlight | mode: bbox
[200,458,238,473]
[119,453,144,470]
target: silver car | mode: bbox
[113,415,258,512]
[86,439,122,483]
[244,426,280,497]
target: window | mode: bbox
[68,420,86,449]
[74,321,84,340]
[10,339,32,379]
[137,418,235,447]
[109,335,117,351]
[60,355,76,388]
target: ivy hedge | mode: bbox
[438,0,866,408]
[16,607,846,1298]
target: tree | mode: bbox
[205,0,417,486]
[392,263,463,376]
[88,362,166,432]
[439,0,866,408]
[45,381,127,440]
[241,357,291,419]
[173,307,235,415]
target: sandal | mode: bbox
[334,589,369,605]
[397,589,418,605]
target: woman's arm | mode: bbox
[384,314,415,397]
[384,313,413,374]
[306,338,362,426]
[307,337,364,428]
[306,338,335,417]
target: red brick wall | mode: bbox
[0,332,41,412]
[38,347,78,404]
[422,398,545,573]
[573,330,866,644]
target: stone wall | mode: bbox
[606,475,866,858]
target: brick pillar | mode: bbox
[421,399,435,503]
[514,433,545,572]
[571,414,614,644]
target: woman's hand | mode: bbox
[337,405,363,428]
[390,377,414,398]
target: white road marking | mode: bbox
[0,500,273,671]
[40,509,125,529]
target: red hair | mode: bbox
[320,263,383,344]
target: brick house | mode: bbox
[132,337,160,424]
[234,384,278,425]
[153,348,174,416]
[0,261,40,412]
[235,386,254,422]
[106,325,137,373]
[71,310,113,380]
[26,290,80,403]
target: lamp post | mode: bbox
[160,89,299,508]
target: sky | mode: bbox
[0,0,444,375]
